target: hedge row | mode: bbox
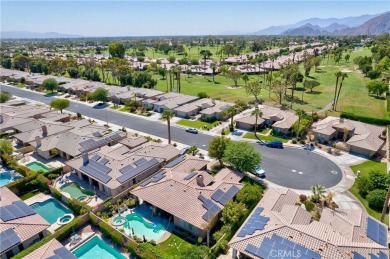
[67,198,92,215]
[340,112,390,126]
[12,215,84,259]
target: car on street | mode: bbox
[252,166,266,177]
[265,140,283,149]
[180,147,190,155]
[231,130,243,136]
[185,128,198,134]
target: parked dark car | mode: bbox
[265,140,283,149]
[185,128,198,134]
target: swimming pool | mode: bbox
[26,162,50,173]
[30,198,72,224]
[0,170,22,187]
[60,182,94,198]
[124,213,167,241]
[73,236,125,259]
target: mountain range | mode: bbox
[253,12,387,35]
[281,12,390,36]
[1,31,84,39]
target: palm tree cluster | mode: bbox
[332,71,348,111]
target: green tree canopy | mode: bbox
[243,81,262,102]
[366,80,388,97]
[108,42,126,59]
[208,136,231,167]
[50,99,70,113]
[236,184,263,205]
[223,142,261,172]
[366,189,387,210]
[92,88,109,102]
[221,201,246,225]
[42,78,58,93]
[303,80,320,93]
[0,139,13,155]
[0,91,12,103]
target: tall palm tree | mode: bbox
[176,66,182,93]
[251,108,263,137]
[222,106,238,129]
[162,109,174,144]
[332,71,342,111]
[295,109,306,138]
[210,63,217,82]
[334,72,348,111]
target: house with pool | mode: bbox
[25,238,76,259]
[228,187,389,259]
[131,156,244,240]
[0,187,50,259]
[65,141,180,197]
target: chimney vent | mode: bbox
[196,174,204,187]
[82,152,89,165]
[35,136,42,147]
[0,115,3,124]
[42,125,48,136]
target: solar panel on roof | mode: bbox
[99,158,109,165]
[378,251,388,259]
[80,165,112,183]
[367,217,388,246]
[353,252,366,259]
[117,158,160,183]
[164,155,185,168]
[53,247,76,259]
[0,228,21,254]
[183,172,198,180]
[134,158,147,166]
[140,171,167,187]
[371,254,380,259]
[119,164,134,174]
[211,189,225,202]
[211,185,240,206]
[237,206,269,237]
[91,154,101,161]
[0,201,36,222]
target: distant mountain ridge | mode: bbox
[1,31,84,39]
[253,13,381,35]
[282,12,390,36]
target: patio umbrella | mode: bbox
[132,228,134,235]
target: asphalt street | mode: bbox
[1,84,342,190]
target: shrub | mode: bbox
[340,112,390,126]
[52,188,62,200]
[292,138,297,144]
[299,194,307,202]
[138,243,163,259]
[126,240,139,255]
[366,189,387,209]
[89,213,99,226]
[98,220,125,246]
[67,198,91,215]
[368,171,389,190]
[304,200,315,212]
[149,239,156,246]
[36,174,50,191]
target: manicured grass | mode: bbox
[176,119,221,129]
[157,233,196,258]
[119,107,129,112]
[109,105,122,110]
[349,160,388,225]
[17,83,25,88]
[20,190,41,201]
[243,132,290,143]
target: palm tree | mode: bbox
[251,108,263,137]
[210,63,217,82]
[162,109,174,144]
[311,184,326,203]
[332,71,342,111]
[321,191,335,208]
[222,106,238,129]
[188,146,199,156]
[294,109,306,139]
[334,72,348,111]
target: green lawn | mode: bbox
[157,233,196,258]
[17,83,25,88]
[176,119,220,130]
[243,132,290,143]
[349,160,388,225]
[20,190,41,201]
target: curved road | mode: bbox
[1,84,342,190]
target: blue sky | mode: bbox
[1,1,389,36]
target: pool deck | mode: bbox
[17,151,66,171]
[110,205,173,244]
[54,172,107,208]
[64,225,130,258]
[24,193,74,233]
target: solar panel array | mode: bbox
[370,251,389,259]
[245,233,321,259]
[79,159,112,183]
[237,207,269,237]
[352,252,365,259]
[211,185,240,205]
[140,171,167,187]
[367,217,387,246]
[79,133,124,152]
[164,155,185,168]
[183,172,197,180]
[0,228,21,254]
[0,201,36,222]
[47,247,77,259]
[91,154,101,161]
[198,195,222,221]
[99,158,109,165]
[117,158,160,183]
[119,164,134,174]
[134,158,147,166]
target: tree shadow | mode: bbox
[307,75,317,79]
[306,91,322,95]
[284,95,308,105]
[213,81,220,84]
[44,92,58,97]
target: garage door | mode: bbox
[350,146,371,157]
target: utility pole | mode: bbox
[380,186,390,223]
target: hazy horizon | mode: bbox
[1,1,389,37]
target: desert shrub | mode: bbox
[304,200,315,212]
[299,194,307,202]
[366,189,387,209]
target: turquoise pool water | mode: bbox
[60,182,94,198]
[73,236,125,259]
[0,170,22,187]
[124,213,166,241]
[30,198,72,224]
[26,162,50,173]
